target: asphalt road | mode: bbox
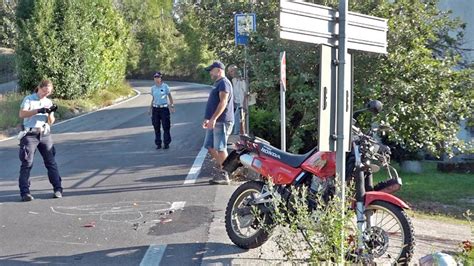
[0,80,470,265]
[0,80,220,265]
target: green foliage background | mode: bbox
[0,0,17,48]
[188,0,473,158]
[16,0,130,99]
[2,0,472,158]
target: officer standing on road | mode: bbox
[148,72,175,149]
[18,79,63,201]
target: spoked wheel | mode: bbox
[362,200,415,265]
[225,180,273,249]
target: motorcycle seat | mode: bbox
[258,143,317,168]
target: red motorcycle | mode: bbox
[222,100,414,264]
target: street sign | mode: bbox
[318,45,336,152]
[280,51,286,91]
[343,52,353,151]
[317,45,352,152]
[235,13,257,46]
[280,0,388,54]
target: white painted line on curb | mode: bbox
[140,244,166,266]
[0,89,141,143]
[183,147,207,184]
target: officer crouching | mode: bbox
[18,79,63,201]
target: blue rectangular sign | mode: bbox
[235,13,256,46]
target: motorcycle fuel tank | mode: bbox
[301,151,336,178]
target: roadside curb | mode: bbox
[0,88,141,143]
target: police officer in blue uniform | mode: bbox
[18,80,63,201]
[148,72,175,149]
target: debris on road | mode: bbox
[160,218,172,224]
[83,221,96,228]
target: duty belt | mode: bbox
[26,127,44,134]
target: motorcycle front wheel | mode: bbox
[362,200,415,264]
[225,180,273,249]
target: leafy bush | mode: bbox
[249,107,280,147]
[16,0,130,99]
[0,92,24,130]
[0,52,16,83]
[259,178,355,263]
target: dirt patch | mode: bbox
[410,200,469,219]
[0,126,21,140]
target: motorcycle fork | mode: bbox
[354,144,367,252]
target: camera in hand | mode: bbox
[47,104,58,113]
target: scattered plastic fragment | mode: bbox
[83,222,96,228]
[160,218,172,224]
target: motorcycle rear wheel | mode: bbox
[225,180,273,249]
[361,200,415,264]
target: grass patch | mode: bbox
[0,81,134,132]
[374,161,474,218]
[0,92,25,130]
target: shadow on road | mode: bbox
[0,242,249,265]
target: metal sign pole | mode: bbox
[280,51,287,151]
[337,0,348,263]
[244,45,250,135]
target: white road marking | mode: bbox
[140,244,166,266]
[138,202,186,265]
[183,147,207,184]
[0,193,18,198]
[170,201,186,211]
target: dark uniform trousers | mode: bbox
[152,107,171,146]
[19,132,62,196]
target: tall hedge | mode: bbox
[16,0,130,99]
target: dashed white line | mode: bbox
[140,244,166,266]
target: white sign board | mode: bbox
[280,0,388,54]
[318,45,336,152]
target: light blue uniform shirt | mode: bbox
[151,83,171,106]
[20,93,53,128]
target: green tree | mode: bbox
[0,0,17,48]
[116,0,187,77]
[16,0,130,99]
[174,2,214,79]
[347,0,473,158]
[189,0,473,158]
